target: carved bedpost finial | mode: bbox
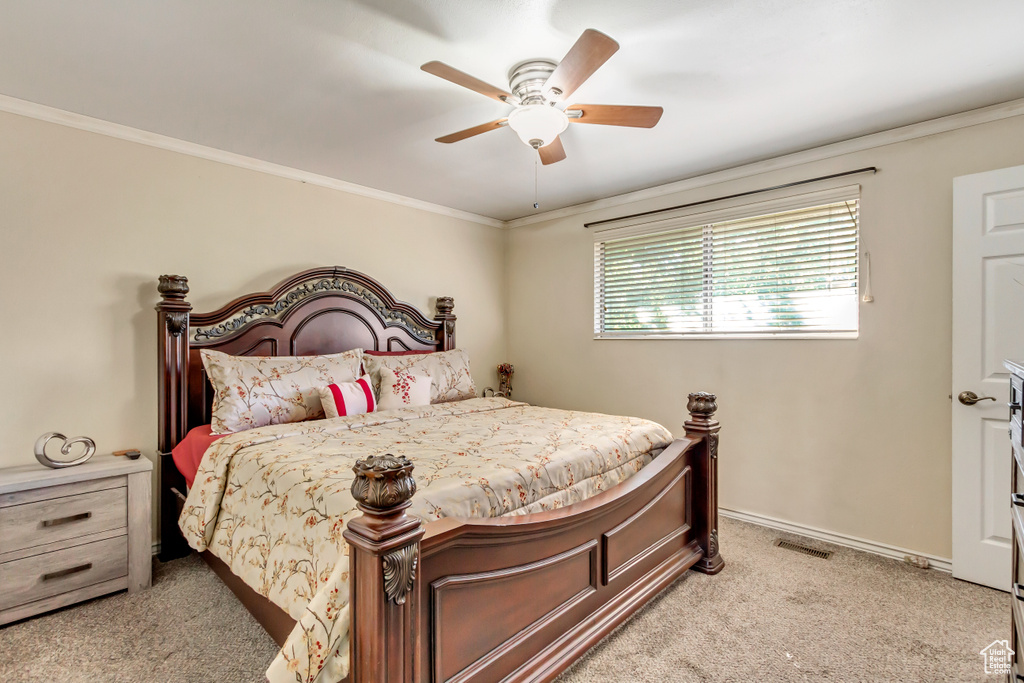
[157,275,191,337]
[686,391,717,422]
[435,296,454,316]
[158,274,189,300]
[350,454,417,511]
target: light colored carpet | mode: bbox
[0,550,278,683]
[0,517,1006,682]
[557,518,1006,682]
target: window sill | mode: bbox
[593,331,859,341]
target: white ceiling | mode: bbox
[1,0,1023,222]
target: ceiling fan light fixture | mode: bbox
[507,105,568,149]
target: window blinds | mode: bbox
[595,198,859,336]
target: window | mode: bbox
[594,189,860,338]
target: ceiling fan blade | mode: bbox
[544,29,619,102]
[421,61,512,103]
[566,104,663,128]
[435,118,507,144]
[538,137,566,165]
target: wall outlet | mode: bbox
[903,555,930,569]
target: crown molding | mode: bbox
[505,97,1024,229]
[4,92,1023,232]
[0,94,505,229]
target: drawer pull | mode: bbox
[41,563,93,581]
[41,511,92,528]
[1011,402,1021,414]
[1013,494,1024,508]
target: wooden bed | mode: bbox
[155,265,723,683]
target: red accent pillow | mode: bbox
[319,376,377,418]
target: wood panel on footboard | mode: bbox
[344,392,723,683]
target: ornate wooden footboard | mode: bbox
[155,266,723,682]
[344,394,722,683]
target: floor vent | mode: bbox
[774,538,832,560]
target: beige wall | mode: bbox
[506,114,1024,559]
[6,102,1024,560]
[0,111,507,530]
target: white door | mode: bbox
[952,164,1024,590]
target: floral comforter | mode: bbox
[178,397,673,683]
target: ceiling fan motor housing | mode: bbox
[508,59,559,105]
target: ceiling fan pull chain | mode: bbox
[534,157,540,209]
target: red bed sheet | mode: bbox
[172,425,224,488]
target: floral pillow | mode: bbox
[362,348,476,403]
[202,348,363,434]
[377,368,432,411]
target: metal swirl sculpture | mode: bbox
[34,432,97,469]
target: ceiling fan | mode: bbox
[422,29,663,165]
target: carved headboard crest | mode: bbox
[191,274,438,344]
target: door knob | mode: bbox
[958,390,997,406]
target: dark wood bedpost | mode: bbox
[435,296,456,351]
[156,274,192,561]
[685,391,724,574]
[344,455,425,683]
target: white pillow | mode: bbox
[377,367,432,411]
[202,348,363,434]
[317,375,376,419]
[362,349,476,404]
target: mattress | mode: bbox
[178,396,672,683]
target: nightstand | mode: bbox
[0,454,152,625]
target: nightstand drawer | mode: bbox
[0,535,127,611]
[1014,594,1024,673]
[1017,536,1024,585]
[0,487,127,554]
[1013,374,1023,430]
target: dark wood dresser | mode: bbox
[1008,360,1024,680]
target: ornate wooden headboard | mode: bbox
[155,266,456,455]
